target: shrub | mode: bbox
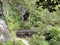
[29,34,49,45]
[46,27,60,41]
[49,40,60,45]
[19,21,31,30]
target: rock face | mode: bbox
[0,18,10,41]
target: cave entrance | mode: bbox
[21,6,30,21]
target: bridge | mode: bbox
[16,30,37,38]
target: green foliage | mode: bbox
[49,27,60,40]
[0,42,4,45]
[19,21,31,29]
[29,34,49,45]
[49,40,60,45]
[36,0,60,12]
[3,0,60,45]
[16,40,24,45]
[0,40,24,45]
[6,41,13,45]
[3,0,60,31]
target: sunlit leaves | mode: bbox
[36,0,60,12]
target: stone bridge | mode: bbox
[16,30,37,38]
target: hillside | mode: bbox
[0,0,60,45]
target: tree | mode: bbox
[36,0,60,12]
